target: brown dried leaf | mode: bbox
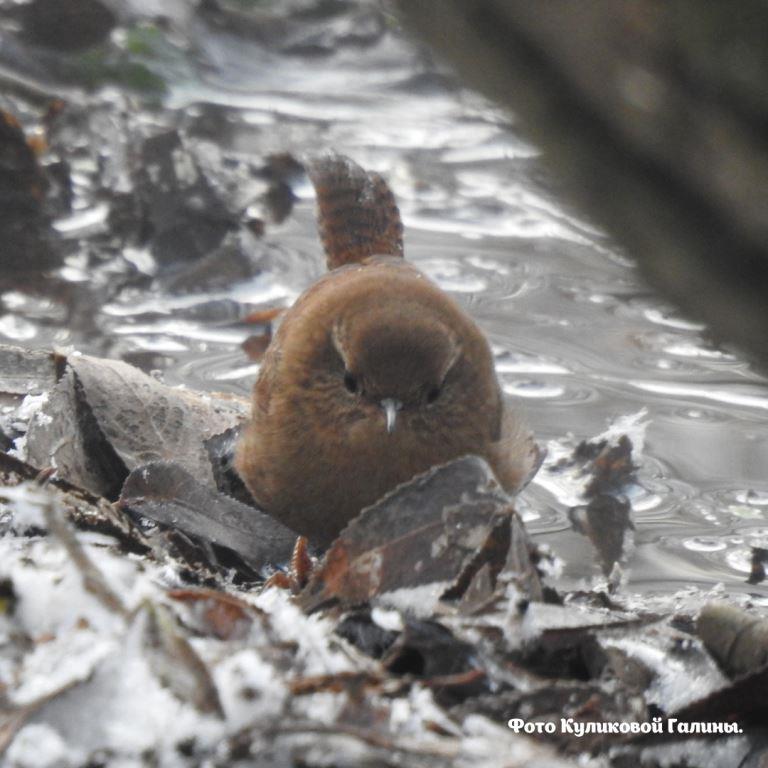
[241,306,284,325]
[299,456,541,611]
[26,354,248,497]
[241,332,272,362]
[582,435,636,498]
[25,363,124,498]
[142,601,224,717]
[120,460,297,571]
[289,671,382,696]
[71,355,247,479]
[167,588,259,641]
[747,546,768,586]
[569,495,633,576]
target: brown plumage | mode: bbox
[308,155,404,269]
[236,155,539,546]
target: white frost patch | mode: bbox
[5,723,78,768]
[0,483,50,531]
[15,392,51,424]
[599,633,729,712]
[371,606,404,632]
[2,531,226,762]
[14,391,50,422]
[595,408,649,454]
[254,587,356,675]
[122,246,157,276]
[3,537,150,637]
[391,685,461,738]
[638,734,751,768]
[10,631,117,706]
[460,715,572,767]
[8,391,51,460]
[512,601,621,647]
[32,619,221,761]
[377,581,451,617]
[213,648,288,730]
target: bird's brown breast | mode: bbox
[236,259,517,545]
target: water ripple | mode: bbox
[628,380,768,411]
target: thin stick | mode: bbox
[34,474,128,618]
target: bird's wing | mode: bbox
[494,406,546,493]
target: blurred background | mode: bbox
[1,0,768,596]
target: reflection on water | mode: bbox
[1,0,768,596]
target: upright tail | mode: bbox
[307,154,404,270]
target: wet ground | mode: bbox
[1,0,768,598]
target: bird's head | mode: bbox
[331,307,462,434]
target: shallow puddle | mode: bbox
[1,0,767,597]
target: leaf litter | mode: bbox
[0,1,766,760]
[0,345,766,766]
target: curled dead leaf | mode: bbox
[299,456,541,611]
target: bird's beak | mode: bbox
[381,398,402,434]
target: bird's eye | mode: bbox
[344,372,359,394]
[426,386,441,404]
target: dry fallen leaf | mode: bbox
[569,495,633,577]
[120,460,297,572]
[142,600,224,718]
[299,456,541,611]
[241,306,285,325]
[564,434,638,576]
[242,332,272,362]
[26,354,248,497]
[167,588,259,641]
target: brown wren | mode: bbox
[236,155,540,546]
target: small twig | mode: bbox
[288,671,383,696]
[419,668,487,690]
[35,472,128,618]
[0,711,27,757]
